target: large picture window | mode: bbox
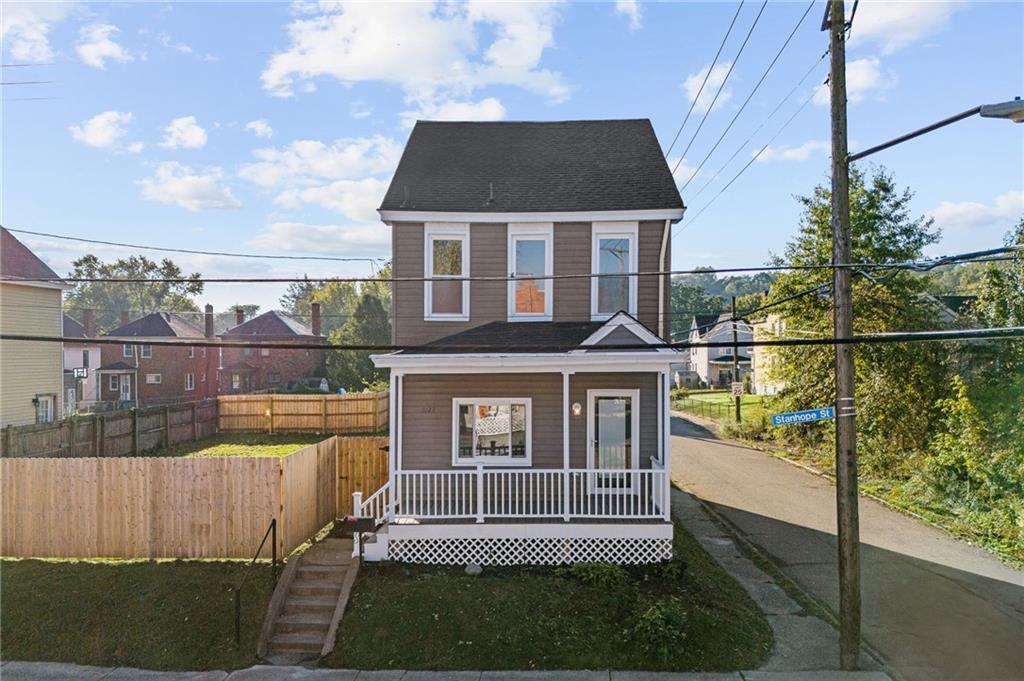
[425,224,470,320]
[452,398,531,465]
[508,224,553,320]
[591,222,638,320]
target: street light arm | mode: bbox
[848,106,981,162]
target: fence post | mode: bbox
[164,406,171,447]
[132,409,139,455]
[92,414,100,456]
[192,402,199,441]
[69,415,77,457]
[475,464,485,524]
[98,415,106,457]
[353,491,362,516]
[268,396,274,434]
[2,425,11,458]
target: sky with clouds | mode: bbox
[3,0,1022,314]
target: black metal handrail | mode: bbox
[233,517,278,645]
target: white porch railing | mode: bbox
[384,465,670,523]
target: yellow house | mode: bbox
[1,227,72,427]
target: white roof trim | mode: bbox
[379,208,686,224]
[371,351,677,372]
[1,278,74,291]
[580,311,666,348]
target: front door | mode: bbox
[587,389,640,493]
[119,374,132,401]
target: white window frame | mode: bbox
[260,348,270,357]
[185,373,195,391]
[451,397,532,467]
[507,223,554,322]
[109,375,119,391]
[585,388,641,494]
[140,344,152,359]
[145,373,162,384]
[122,344,133,358]
[590,221,639,321]
[188,346,195,358]
[35,394,54,423]
[424,223,470,322]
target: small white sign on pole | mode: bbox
[731,382,744,397]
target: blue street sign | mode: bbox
[770,407,835,427]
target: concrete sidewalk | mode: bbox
[0,662,893,681]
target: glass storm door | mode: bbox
[120,375,132,401]
[589,391,637,493]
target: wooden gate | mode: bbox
[336,436,389,516]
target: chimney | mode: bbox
[311,302,322,337]
[204,304,214,339]
[235,307,245,326]
[120,310,130,327]
[83,309,96,338]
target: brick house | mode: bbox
[98,311,217,407]
[217,304,326,394]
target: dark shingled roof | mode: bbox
[104,312,206,338]
[222,311,315,338]
[62,314,90,338]
[1,226,64,283]
[402,320,605,354]
[100,361,134,371]
[380,120,684,214]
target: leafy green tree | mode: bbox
[280,275,318,316]
[765,167,951,475]
[64,255,202,332]
[670,281,724,338]
[326,293,390,391]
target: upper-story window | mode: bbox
[507,223,553,321]
[424,223,469,321]
[140,345,152,359]
[591,221,638,320]
[122,344,133,358]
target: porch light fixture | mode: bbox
[571,402,582,416]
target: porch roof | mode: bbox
[403,320,604,354]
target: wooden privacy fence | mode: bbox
[218,392,388,434]
[0,434,389,559]
[0,399,218,458]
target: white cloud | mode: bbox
[137,162,242,211]
[683,62,732,114]
[849,1,959,55]
[69,110,142,152]
[400,96,506,128]
[813,57,893,106]
[1,2,73,63]
[245,119,274,139]
[158,33,193,54]
[260,1,568,105]
[249,221,390,254]
[274,177,388,222]
[350,101,372,119]
[238,135,401,188]
[76,23,133,69]
[615,0,642,30]
[757,139,829,162]
[931,191,1024,231]
[668,156,699,184]
[159,115,208,149]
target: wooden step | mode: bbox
[275,612,332,635]
[282,596,337,617]
[268,632,323,654]
[289,579,342,599]
[296,563,346,582]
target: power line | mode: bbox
[3,326,1021,353]
[679,0,817,193]
[664,1,745,158]
[692,50,828,199]
[672,0,770,179]
[10,228,387,264]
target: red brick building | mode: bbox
[217,305,326,394]
[98,311,217,406]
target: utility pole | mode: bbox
[826,0,861,670]
[731,296,741,422]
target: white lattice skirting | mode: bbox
[388,536,673,565]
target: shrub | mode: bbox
[670,386,690,400]
[560,562,628,589]
[631,598,688,658]
[721,414,768,441]
[656,557,688,581]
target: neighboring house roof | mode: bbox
[691,314,720,337]
[0,226,71,289]
[936,295,976,315]
[104,312,206,338]
[63,314,87,338]
[379,120,685,214]
[405,320,605,354]
[99,361,135,371]
[222,311,316,337]
[709,353,752,364]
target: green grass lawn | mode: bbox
[0,559,274,670]
[154,432,327,458]
[673,390,767,426]
[323,523,773,672]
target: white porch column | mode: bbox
[663,369,672,521]
[562,370,570,522]
[657,370,664,465]
[388,371,397,521]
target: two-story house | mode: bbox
[98,311,217,407]
[360,119,685,566]
[62,310,102,412]
[218,305,326,394]
[0,227,72,426]
[688,313,753,388]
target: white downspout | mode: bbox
[658,219,670,340]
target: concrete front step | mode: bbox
[281,596,337,617]
[289,579,342,598]
[295,563,346,582]
[274,613,332,635]
[267,632,323,654]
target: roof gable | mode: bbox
[63,314,86,338]
[380,120,684,215]
[1,227,69,289]
[105,312,205,338]
[222,311,314,337]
